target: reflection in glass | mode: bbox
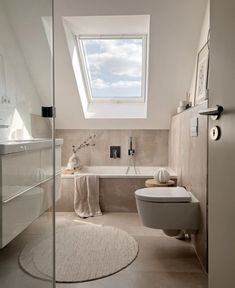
[0,0,55,287]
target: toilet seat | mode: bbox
[135,187,192,203]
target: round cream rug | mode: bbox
[19,224,138,283]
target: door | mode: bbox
[209,0,235,287]
[0,0,55,287]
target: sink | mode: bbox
[0,138,63,154]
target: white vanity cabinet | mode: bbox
[0,139,63,248]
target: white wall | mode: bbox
[189,0,210,104]
[0,0,42,141]
[55,0,207,129]
[2,0,53,109]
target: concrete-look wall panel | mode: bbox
[169,102,208,270]
[56,129,169,167]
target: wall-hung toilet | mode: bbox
[135,187,200,236]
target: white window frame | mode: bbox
[76,35,147,103]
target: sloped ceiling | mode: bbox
[55,0,208,129]
[4,0,208,129]
[2,0,53,109]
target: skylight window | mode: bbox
[78,36,146,102]
[63,15,150,118]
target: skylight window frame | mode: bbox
[76,34,148,103]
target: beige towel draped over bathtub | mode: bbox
[74,174,102,218]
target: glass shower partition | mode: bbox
[0,0,56,287]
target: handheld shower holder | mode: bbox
[128,149,135,156]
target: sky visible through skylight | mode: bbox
[80,38,143,98]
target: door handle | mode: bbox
[199,105,223,120]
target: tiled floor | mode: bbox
[0,212,208,288]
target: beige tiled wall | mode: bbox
[56,129,169,167]
[31,114,52,138]
[168,101,208,270]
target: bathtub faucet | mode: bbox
[126,137,138,175]
[128,137,135,156]
[110,146,121,159]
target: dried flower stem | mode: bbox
[72,134,96,153]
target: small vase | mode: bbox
[154,168,170,183]
[67,152,80,170]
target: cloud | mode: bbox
[91,78,108,89]
[83,39,143,79]
[81,38,143,97]
[111,80,141,88]
[92,78,141,89]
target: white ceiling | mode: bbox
[64,14,150,35]
[3,0,208,130]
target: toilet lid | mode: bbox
[135,187,192,203]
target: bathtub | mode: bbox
[62,166,177,179]
[58,166,177,213]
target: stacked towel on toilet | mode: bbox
[74,174,102,218]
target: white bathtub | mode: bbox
[62,166,177,179]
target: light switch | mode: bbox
[191,117,198,137]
